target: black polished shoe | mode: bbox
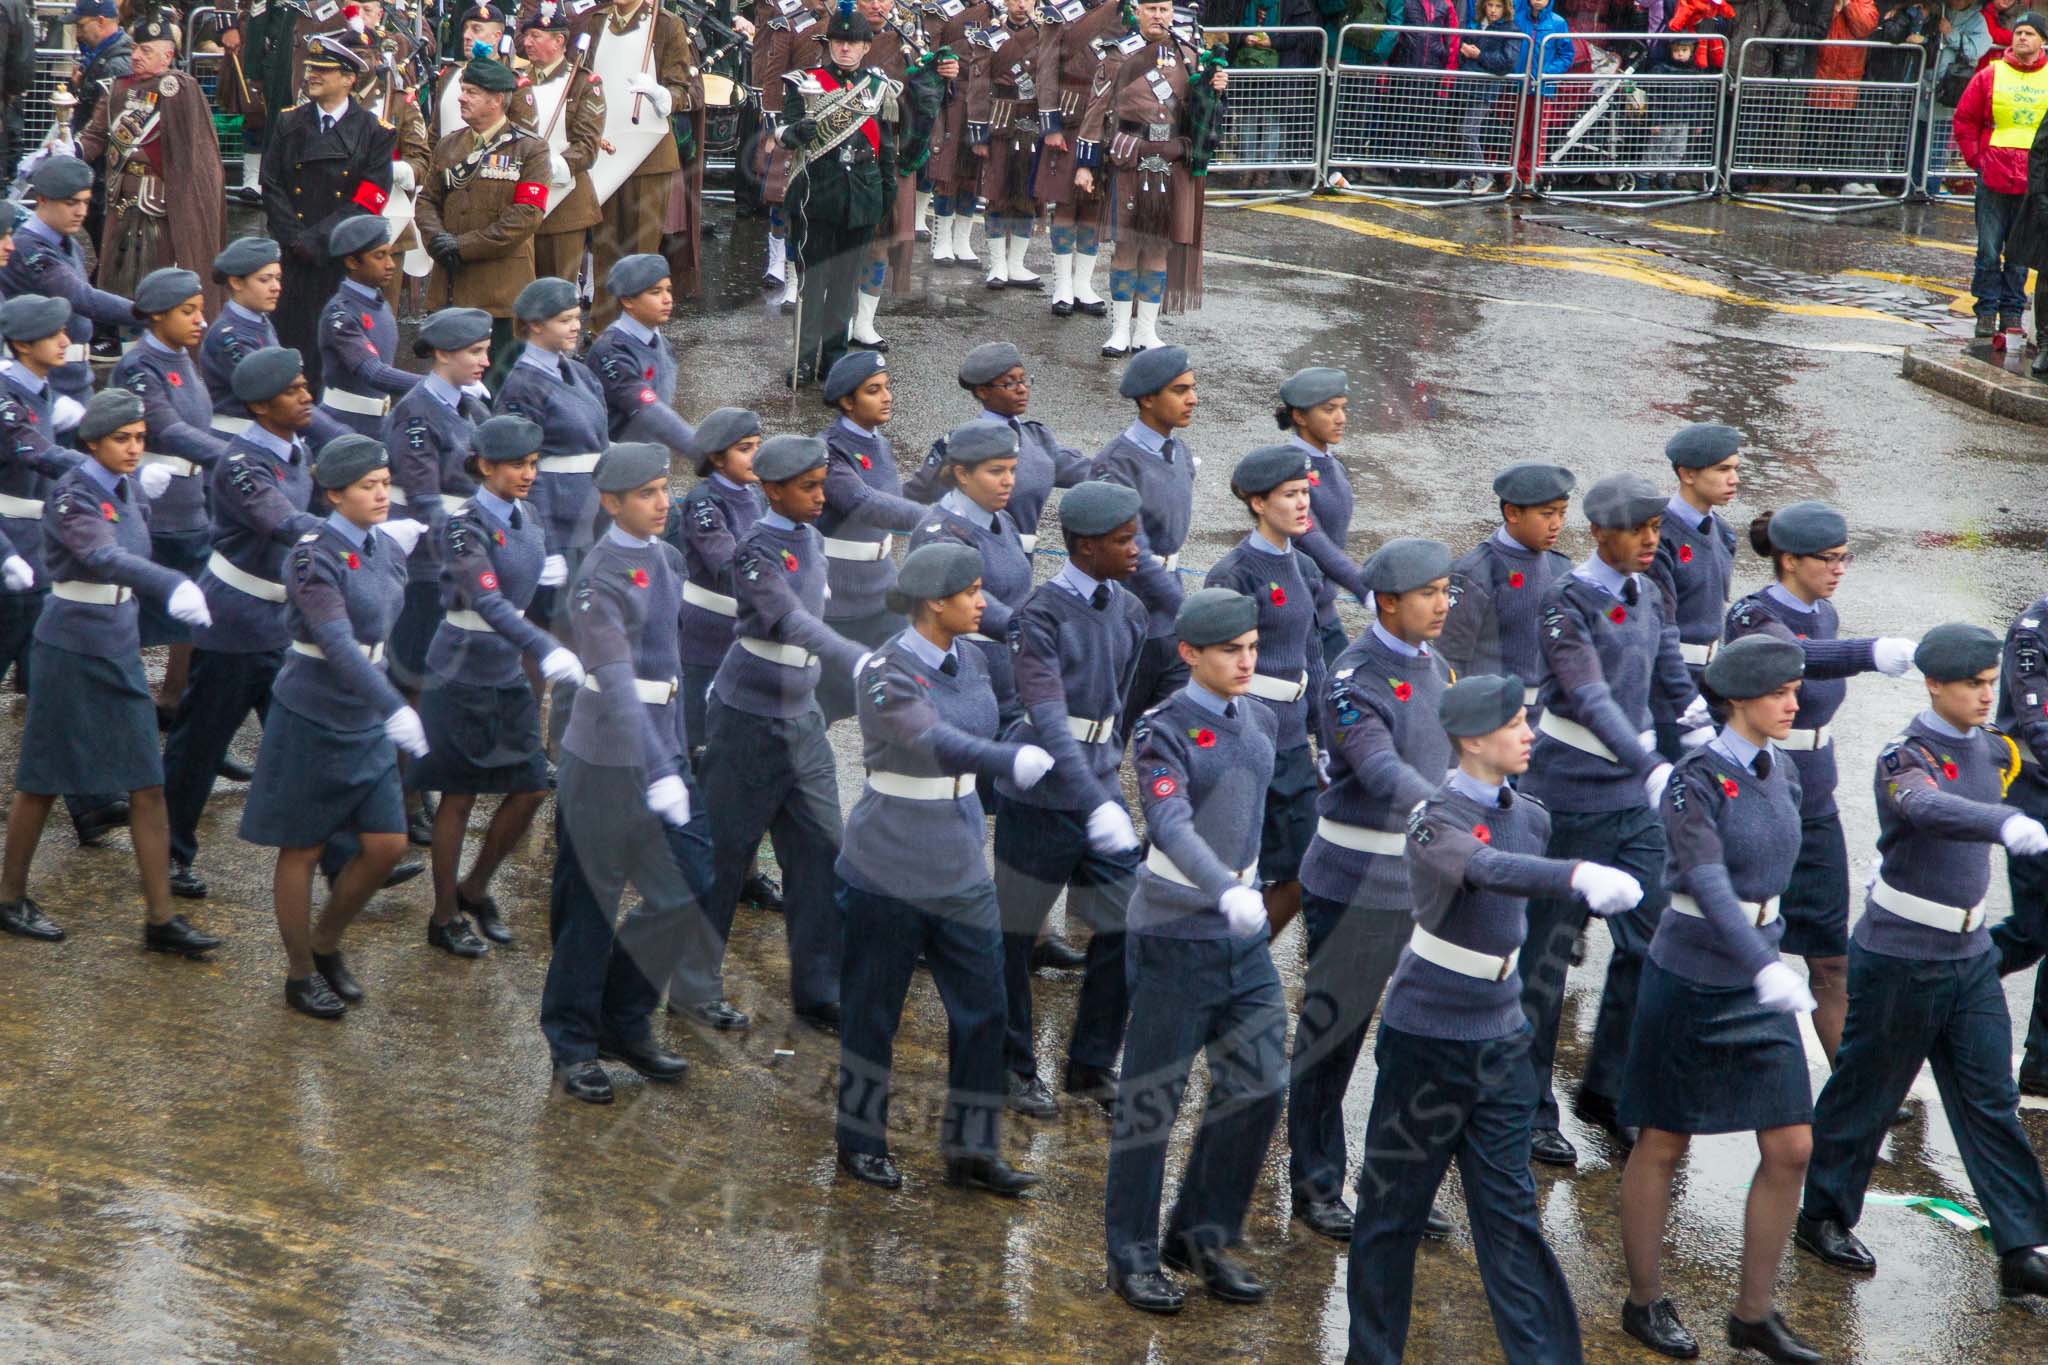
[837,1148,902,1189]
[1006,1071,1058,1118]
[1999,1246,2048,1299]
[1075,298,1109,318]
[1031,934,1088,970]
[312,949,363,1003]
[1063,1061,1119,1111]
[0,896,63,942]
[1793,1213,1875,1273]
[286,973,347,1019]
[1573,1089,1637,1151]
[1162,1234,1267,1304]
[1621,1297,1699,1359]
[1110,1267,1185,1314]
[217,756,254,782]
[71,800,130,848]
[427,915,489,959]
[1290,1194,1354,1242]
[1530,1127,1578,1168]
[145,914,222,958]
[596,1034,689,1082]
[554,1059,614,1104]
[849,334,890,353]
[382,860,425,890]
[795,1002,841,1034]
[2022,1072,2048,1099]
[742,872,784,912]
[1725,1310,1820,1364]
[1424,1203,1454,1241]
[670,998,752,1032]
[1051,297,1075,317]
[407,809,435,847]
[168,861,208,899]
[459,889,511,944]
[944,1154,1040,1196]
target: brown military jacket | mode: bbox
[413,119,551,316]
[578,0,701,179]
[751,0,825,114]
[524,56,607,232]
[79,69,227,311]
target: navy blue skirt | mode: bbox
[14,640,162,794]
[1779,812,1850,959]
[239,700,406,848]
[1260,742,1318,885]
[384,579,444,692]
[139,528,210,647]
[1619,958,1813,1136]
[409,679,548,794]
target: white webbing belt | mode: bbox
[291,639,385,662]
[1538,710,1619,764]
[867,770,975,800]
[739,636,814,667]
[1315,817,1405,855]
[1409,925,1518,981]
[579,672,679,704]
[682,580,736,616]
[1144,845,1255,888]
[1670,892,1781,927]
[1871,878,1985,934]
[206,550,284,602]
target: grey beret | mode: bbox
[1176,586,1257,646]
[414,306,494,356]
[314,434,390,490]
[604,252,670,299]
[822,350,886,405]
[513,275,579,322]
[1704,633,1805,700]
[688,406,762,465]
[592,441,668,494]
[327,214,390,260]
[957,341,1023,388]
[29,155,92,201]
[1,201,23,237]
[1363,537,1453,594]
[213,235,280,279]
[1119,344,1191,400]
[133,267,202,317]
[1439,673,1528,738]
[77,388,145,443]
[887,541,983,614]
[945,418,1020,466]
[1765,500,1848,557]
[474,414,542,463]
[1058,480,1141,537]
[230,346,306,403]
[1665,422,1743,469]
[1278,366,1348,410]
[755,433,828,483]
[1583,472,1667,530]
[1493,462,1576,506]
[1914,622,2001,682]
[1232,444,1312,497]
[0,293,70,343]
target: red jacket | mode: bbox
[1954,49,2048,194]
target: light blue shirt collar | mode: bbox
[940,487,1000,528]
[225,300,269,327]
[1121,419,1168,457]
[837,414,876,439]
[1372,621,1426,658]
[80,458,123,494]
[1711,725,1764,772]
[1053,562,1105,602]
[1574,553,1632,599]
[18,216,66,251]
[474,487,519,524]
[1765,582,1815,614]
[325,511,369,548]
[1184,680,1236,717]
[979,407,1018,427]
[1243,530,1290,557]
[1665,493,1710,534]
[610,315,658,346]
[517,346,563,377]
[605,524,655,549]
[900,627,956,673]
[761,510,799,532]
[421,372,462,410]
[141,331,180,357]
[340,278,383,306]
[1447,767,1505,808]
[1492,525,1537,555]
[1918,708,1976,741]
[244,423,300,463]
[711,472,752,494]
[1286,432,1330,461]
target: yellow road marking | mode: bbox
[1909,236,1976,255]
[1645,220,1721,235]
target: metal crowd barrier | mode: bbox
[1325,23,1530,204]
[1921,103,1977,204]
[1726,38,1924,215]
[1531,34,1723,206]
[1199,25,1327,202]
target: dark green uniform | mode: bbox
[782,60,896,381]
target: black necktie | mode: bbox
[1224,701,1237,720]
[990,516,1001,534]
[321,114,335,136]
[358,531,373,559]
[1160,438,1175,466]
[508,505,521,530]
[1753,752,1772,780]
[1090,584,1109,610]
[940,655,958,677]
[1622,578,1640,607]
[111,475,127,501]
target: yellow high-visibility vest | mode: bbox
[1990,58,2048,148]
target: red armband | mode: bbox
[513,181,549,210]
[352,180,390,211]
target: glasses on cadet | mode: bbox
[1807,551,1853,567]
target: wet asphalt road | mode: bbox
[6,191,2048,1363]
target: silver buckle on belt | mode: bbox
[1137,153,1170,173]
[1146,121,1171,141]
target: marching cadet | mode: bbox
[416,55,552,376]
[1107,587,1283,1315]
[1288,537,1453,1244]
[541,442,707,1103]
[1347,675,1638,1365]
[1649,423,1742,760]
[1442,462,1577,705]
[586,255,697,455]
[1618,634,1821,1364]
[261,30,398,390]
[413,415,586,956]
[1034,0,1121,317]
[1722,502,1916,1065]
[317,217,424,438]
[965,0,1043,291]
[906,419,1032,724]
[667,406,764,761]
[159,348,323,903]
[0,156,138,403]
[1204,446,1325,936]
[679,434,866,1035]
[923,0,990,271]
[520,1,608,287]
[834,541,1051,1196]
[1274,368,1367,667]
[1093,345,1199,738]
[1797,625,2048,1308]
[197,240,348,453]
[0,389,221,955]
[240,434,428,1019]
[1996,582,2048,1095]
[988,481,1146,1118]
[1518,473,1706,1170]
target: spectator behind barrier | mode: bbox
[1453,0,1520,192]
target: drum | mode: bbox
[701,71,748,158]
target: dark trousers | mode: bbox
[1804,943,2048,1256]
[991,796,1135,1077]
[1288,892,1410,1202]
[1120,634,1190,746]
[1994,775,2048,1084]
[2,590,122,822]
[1347,1024,1581,1365]
[1105,930,1287,1276]
[816,608,902,725]
[679,698,843,1012]
[1973,184,2030,321]
[540,757,716,1065]
[835,879,1007,1159]
[162,647,280,866]
[1317,616,1348,669]
[793,220,870,381]
[1518,802,1668,1129]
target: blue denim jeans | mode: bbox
[1973,184,2029,320]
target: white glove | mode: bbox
[1,554,31,592]
[646,773,692,825]
[1011,744,1054,790]
[136,462,175,499]
[539,554,568,587]
[1570,861,1644,917]
[1678,693,1711,729]
[1754,960,1818,1015]
[2003,813,2048,857]
[1679,725,1715,749]
[1872,637,1917,678]
[1219,884,1268,937]
[1643,762,1673,809]
[48,393,83,433]
[629,73,675,118]
[377,517,425,556]
[539,646,585,687]
[1086,800,1140,854]
[461,380,492,402]
[384,705,429,757]
[390,159,417,195]
[1637,728,1656,754]
[166,579,211,627]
